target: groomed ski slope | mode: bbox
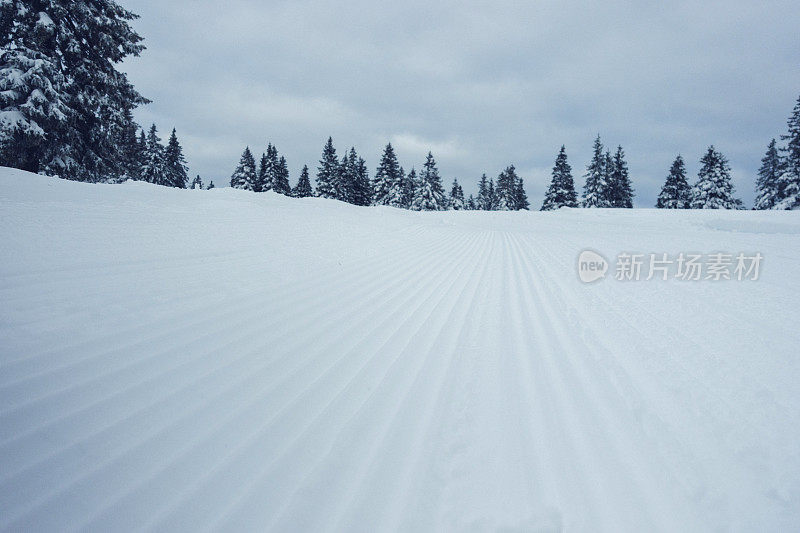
[1,167,799,532]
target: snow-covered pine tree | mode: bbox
[350,152,371,206]
[273,156,291,195]
[603,150,613,199]
[607,145,634,208]
[541,146,578,210]
[0,0,148,181]
[230,146,257,190]
[401,167,416,208]
[397,166,406,206]
[466,194,477,210]
[293,164,314,197]
[656,155,691,208]
[338,149,358,204]
[191,175,203,189]
[340,147,367,205]
[206,180,214,189]
[775,95,800,209]
[258,143,279,192]
[690,146,741,209]
[256,152,268,192]
[163,128,188,188]
[514,172,529,210]
[372,143,404,206]
[495,167,516,210]
[476,174,490,210]
[487,179,497,210]
[136,129,147,177]
[117,107,141,181]
[316,137,341,199]
[411,152,447,211]
[582,135,610,207]
[753,140,784,209]
[449,179,465,210]
[140,124,165,185]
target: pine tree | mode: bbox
[411,152,447,210]
[351,153,371,206]
[140,124,165,185]
[582,135,610,207]
[118,107,141,181]
[775,95,800,209]
[541,146,578,210]
[316,137,341,199]
[256,152,269,192]
[163,128,188,188]
[273,155,291,195]
[753,139,784,209]
[401,167,416,208]
[338,149,360,204]
[514,173,529,210]
[191,175,203,189]
[604,150,614,201]
[206,180,214,190]
[690,146,741,209]
[656,155,691,208]
[607,145,634,208]
[293,164,314,197]
[487,179,497,210]
[0,0,148,181]
[495,166,516,210]
[449,179,465,210]
[230,146,257,190]
[373,143,404,206]
[257,143,279,192]
[476,174,490,210]
[466,194,477,210]
[136,129,147,179]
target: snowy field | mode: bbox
[1,166,799,532]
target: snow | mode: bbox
[1,167,799,531]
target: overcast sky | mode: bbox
[121,0,800,207]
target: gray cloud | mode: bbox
[122,0,800,206]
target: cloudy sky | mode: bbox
[121,0,800,207]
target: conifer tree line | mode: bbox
[1,2,798,209]
[751,95,800,210]
[229,137,531,211]
[541,136,635,210]
[132,124,199,188]
[0,0,206,189]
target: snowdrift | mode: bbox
[1,167,799,531]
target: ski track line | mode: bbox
[398,232,503,531]
[510,231,687,531]
[529,233,798,528]
[524,235,718,513]
[410,231,553,531]
[499,232,578,527]
[197,230,489,532]
[532,231,792,456]
[0,224,444,419]
[312,231,496,533]
[265,231,496,532]
[258,230,494,532]
[505,231,616,530]
[84,229,484,532]
[519,232,708,530]
[0,223,432,385]
[0,227,468,528]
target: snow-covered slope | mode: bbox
[1,167,799,531]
